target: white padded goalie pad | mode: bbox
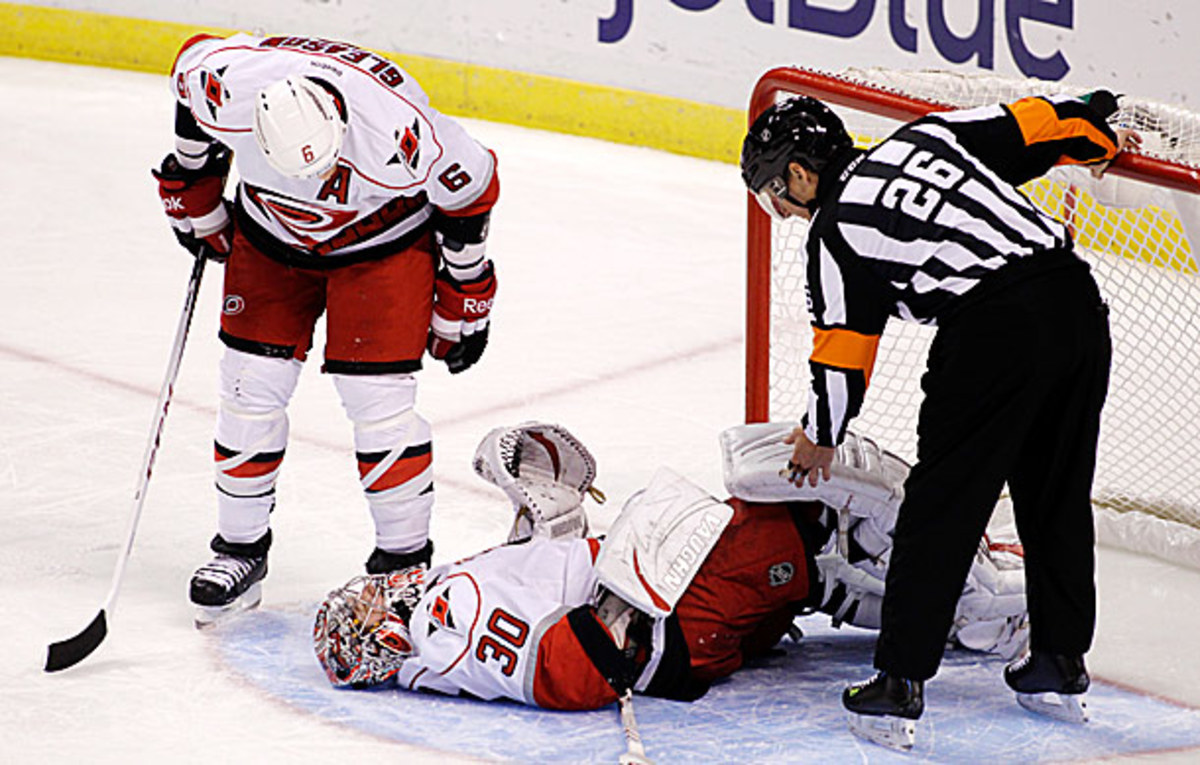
[720,422,908,524]
[595,468,733,619]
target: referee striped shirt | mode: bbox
[802,94,1121,447]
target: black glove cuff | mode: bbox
[444,327,490,374]
[433,209,490,247]
[155,147,232,183]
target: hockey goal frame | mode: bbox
[745,66,1200,568]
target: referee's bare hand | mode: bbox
[1090,128,1141,179]
[782,427,835,487]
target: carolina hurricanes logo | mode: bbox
[426,589,456,636]
[244,186,356,248]
[389,119,422,177]
[199,66,231,121]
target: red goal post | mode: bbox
[745,66,1200,568]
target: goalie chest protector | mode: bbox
[394,538,601,706]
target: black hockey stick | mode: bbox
[46,254,208,672]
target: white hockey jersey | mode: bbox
[395,538,609,708]
[170,34,498,265]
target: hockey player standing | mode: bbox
[153,34,499,626]
[739,91,1139,748]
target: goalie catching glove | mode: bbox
[473,421,606,543]
[428,262,496,374]
[152,149,234,262]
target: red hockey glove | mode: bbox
[152,151,234,262]
[428,262,496,374]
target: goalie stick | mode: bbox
[617,690,653,765]
[45,255,208,672]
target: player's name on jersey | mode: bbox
[260,36,406,88]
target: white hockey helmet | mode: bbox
[313,571,423,689]
[253,76,346,178]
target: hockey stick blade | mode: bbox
[45,610,108,672]
[45,254,207,673]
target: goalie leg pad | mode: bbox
[948,538,1030,659]
[595,469,733,618]
[214,350,302,543]
[720,422,908,526]
[815,552,885,629]
[334,373,433,553]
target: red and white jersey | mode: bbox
[170,33,498,263]
[384,500,815,710]
[395,538,604,707]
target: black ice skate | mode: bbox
[365,540,434,575]
[1005,651,1090,723]
[843,671,924,751]
[190,532,270,629]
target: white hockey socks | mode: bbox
[334,373,433,554]
[214,350,302,544]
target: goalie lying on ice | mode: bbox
[313,422,1028,710]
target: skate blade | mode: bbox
[193,582,263,630]
[1016,691,1088,723]
[847,711,915,751]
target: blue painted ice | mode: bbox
[218,606,1200,762]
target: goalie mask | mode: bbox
[254,76,347,178]
[313,571,423,689]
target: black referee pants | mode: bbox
[874,256,1112,681]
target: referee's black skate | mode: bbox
[1005,651,1090,723]
[190,532,270,628]
[843,671,924,750]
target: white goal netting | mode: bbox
[749,68,1200,568]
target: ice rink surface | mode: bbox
[2,57,1199,763]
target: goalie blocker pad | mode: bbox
[595,468,734,619]
[720,422,908,524]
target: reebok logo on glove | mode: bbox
[428,262,497,374]
[153,151,234,262]
[462,297,494,315]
